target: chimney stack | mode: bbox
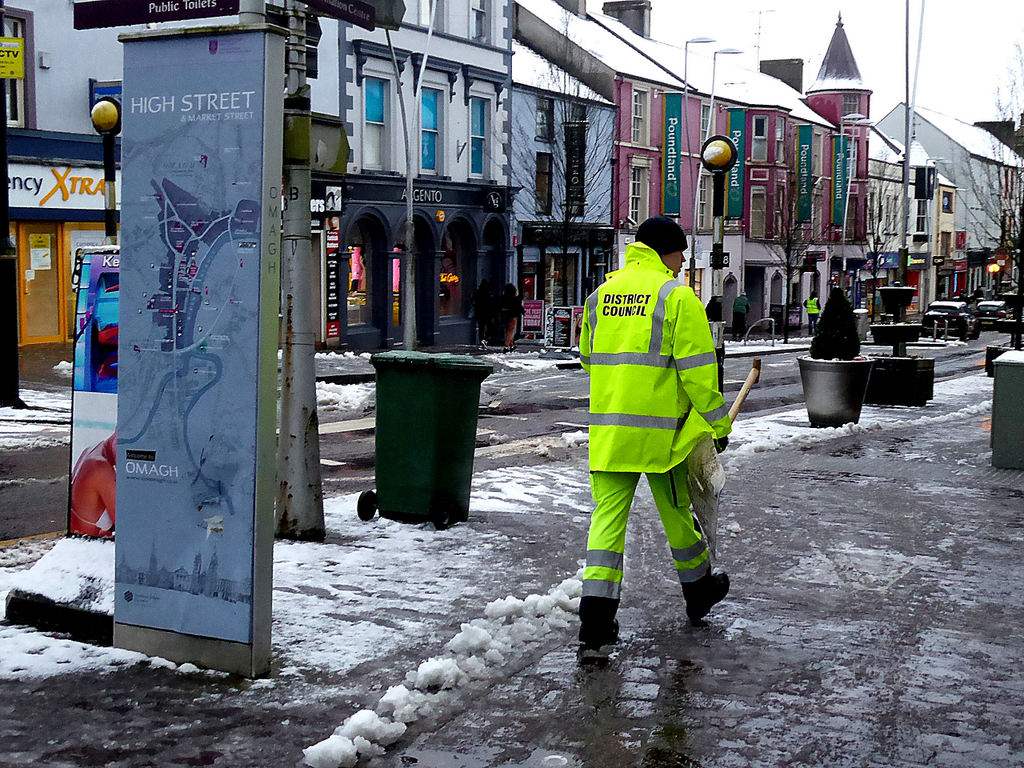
[602,0,651,38]
[759,59,804,94]
[552,0,587,15]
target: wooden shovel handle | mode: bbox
[728,357,761,422]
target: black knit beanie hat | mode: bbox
[635,215,688,256]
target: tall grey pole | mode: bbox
[276,0,326,540]
[899,0,911,288]
[239,0,265,25]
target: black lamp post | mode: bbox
[90,96,121,243]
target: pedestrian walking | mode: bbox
[804,290,821,335]
[471,279,496,348]
[731,292,750,341]
[577,215,732,663]
[499,283,524,352]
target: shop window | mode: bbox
[536,97,554,141]
[470,97,487,177]
[5,14,27,128]
[363,77,387,170]
[631,88,648,144]
[421,87,441,174]
[347,222,380,326]
[750,187,766,238]
[535,151,552,214]
[751,115,767,161]
[439,232,463,317]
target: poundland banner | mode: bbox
[832,135,848,227]
[662,93,682,217]
[115,28,283,675]
[797,125,813,223]
[727,109,745,218]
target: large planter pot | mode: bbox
[864,355,935,406]
[798,356,874,428]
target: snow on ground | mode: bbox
[0,388,72,450]
[6,537,113,613]
[480,351,564,371]
[316,382,375,413]
[52,360,74,377]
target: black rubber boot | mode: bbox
[578,595,620,651]
[682,571,730,625]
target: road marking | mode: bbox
[554,422,588,429]
[0,530,65,548]
[319,417,375,434]
[320,458,345,467]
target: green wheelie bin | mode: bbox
[357,351,493,530]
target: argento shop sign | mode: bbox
[8,163,121,211]
[345,179,507,212]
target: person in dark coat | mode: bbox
[731,292,750,341]
[471,279,496,348]
[499,283,525,352]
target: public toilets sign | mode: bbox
[114,27,283,677]
[74,0,241,29]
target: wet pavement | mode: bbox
[2,345,1023,767]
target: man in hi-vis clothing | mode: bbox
[578,215,732,660]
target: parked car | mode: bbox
[921,301,980,340]
[975,300,1009,329]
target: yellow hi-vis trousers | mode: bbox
[583,463,710,601]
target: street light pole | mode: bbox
[839,112,867,293]
[0,0,23,409]
[683,36,714,291]
[690,47,741,298]
[276,0,326,540]
[90,97,122,244]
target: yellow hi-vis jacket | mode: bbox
[580,241,731,473]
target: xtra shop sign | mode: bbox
[8,163,121,211]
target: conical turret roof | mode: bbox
[807,14,867,93]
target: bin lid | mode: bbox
[994,350,1024,366]
[370,351,494,376]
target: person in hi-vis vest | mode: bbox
[804,290,821,335]
[578,216,732,660]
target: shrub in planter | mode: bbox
[799,288,874,427]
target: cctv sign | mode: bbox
[0,38,24,80]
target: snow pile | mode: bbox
[562,430,588,448]
[7,537,114,614]
[316,382,374,413]
[303,576,583,767]
[52,361,74,376]
[482,352,564,371]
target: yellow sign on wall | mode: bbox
[0,38,24,80]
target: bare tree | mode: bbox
[767,171,828,343]
[863,163,902,320]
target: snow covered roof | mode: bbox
[868,128,955,186]
[807,15,867,94]
[912,104,1023,166]
[511,41,612,105]
[515,0,682,88]
[587,11,835,129]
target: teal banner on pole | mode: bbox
[832,134,848,227]
[797,125,813,223]
[662,93,682,217]
[727,109,745,218]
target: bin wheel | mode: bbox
[357,490,378,521]
[430,495,460,531]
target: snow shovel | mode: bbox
[686,358,761,557]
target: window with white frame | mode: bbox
[700,103,711,139]
[775,183,786,235]
[629,164,649,225]
[752,115,768,161]
[814,131,823,175]
[536,97,554,141]
[470,97,487,177]
[915,199,928,234]
[420,88,442,174]
[843,93,860,119]
[750,187,767,237]
[418,0,443,30]
[470,0,488,42]
[699,174,711,229]
[775,118,785,162]
[363,77,387,170]
[5,15,26,127]
[631,89,648,144]
[813,191,822,234]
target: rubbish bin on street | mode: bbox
[358,351,493,529]
[992,350,1024,469]
[854,308,869,341]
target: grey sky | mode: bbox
[590,0,1024,126]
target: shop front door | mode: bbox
[18,223,65,344]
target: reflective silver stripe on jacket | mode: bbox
[582,579,622,599]
[581,289,600,365]
[700,404,730,424]
[590,413,688,430]
[671,540,707,563]
[586,549,624,571]
[676,559,711,584]
[674,350,717,371]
